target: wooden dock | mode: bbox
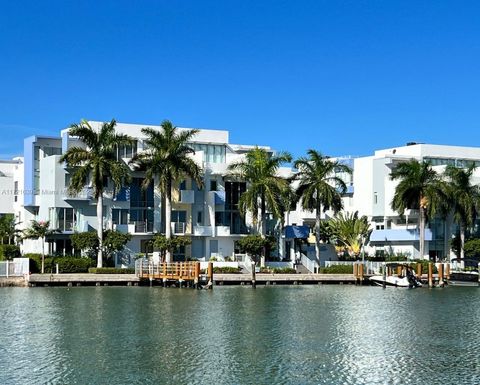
[212,273,357,285]
[28,274,140,286]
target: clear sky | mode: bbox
[1,0,479,160]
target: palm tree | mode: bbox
[130,120,203,263]
[23,220,58,274]
[390,159,446,259]
[293,149,352,264]
[0,214,21,245]
[444,164,480,261]
[228,147,292,266]
[328,211,372,259]
[59,119,134,268]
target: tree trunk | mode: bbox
[460,223,465,265]
[419,206,425,260]
[315,200,321,268]
[260,192,266,267]
[41,237,45,274]
[165,182,172,263]
[97,194,104,268]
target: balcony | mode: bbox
[216,226,230,236]
[171,222,186,234]
[113,224,134,234]
[193,226,213,236]
[63,187,93,201]
[180,190,194,204]
[130,221,154,233]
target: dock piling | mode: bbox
[428,262,433,288]
[251,262,256,289]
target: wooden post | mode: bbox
[428,262,433,288]
[478,263,480,286]
[438,263,444,287]
[416,263,422,278]
[445,263,450,280]
[207,261,213,288]
[251,261,256,289]
[163,262,167,287]
[359,263,364,283]
[382,262,386,289]
[396,266,402,276]
[353,263,358,279]
[194,262,200,289]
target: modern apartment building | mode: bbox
[16,122,281,265]
[4,123,480,265]
[352,143,480,260]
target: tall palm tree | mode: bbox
[59,119,134,268]
[228,147,292,266]
[444,164,480,261]
[294,149,352,264]
[130,120,203,263]
[390,159,446,260]
[23,220,58,274]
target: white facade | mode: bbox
[351,143,480,260]
[15,122,281,265]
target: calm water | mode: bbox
[1,285,479,385]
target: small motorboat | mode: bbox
[369,263,422,288]
[449,258,479,286]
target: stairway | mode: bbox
[295,264,311,274]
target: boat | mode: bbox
[369,263,422,288]
[448,258,479,286]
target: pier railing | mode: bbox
[135,260,201,281]
[0,258,29,277]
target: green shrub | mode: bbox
[320,265,354,274]
[88,267,135,274]
[29,255,95,273]
[0,245,21,260]
[272,267,296,274]
[212,266,241,274]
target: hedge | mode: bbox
[29,255,95,273]
[88,268,135,274]
[0,245,21,261]
[320,265,354,274]
[212,267,242,274]
[259,267,296,274]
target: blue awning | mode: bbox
[285,225,310,239]
[370,228,433,242]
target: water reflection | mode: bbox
[0,286,479,384]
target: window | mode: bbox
[191,143,226,164]
[373,192,378,204]
[55,208,76,231]
[376,224,385,230]
[180,180,186,190]
[197,211,202,225]
[112,209,129,225]
[210,180,217,191]
[116,141,138,160]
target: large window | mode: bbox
[191,144,226,163]
[115,141,138,160]
[50,208,76,231]
[112,209,129,225]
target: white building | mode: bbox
[351,143,480,261]
[4,125,479,266]
[16,122,283,265]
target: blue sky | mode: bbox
[1,0,479,159]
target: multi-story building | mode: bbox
[352,143,480,260]
[4,125,480,265]
[16,122,279,265]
